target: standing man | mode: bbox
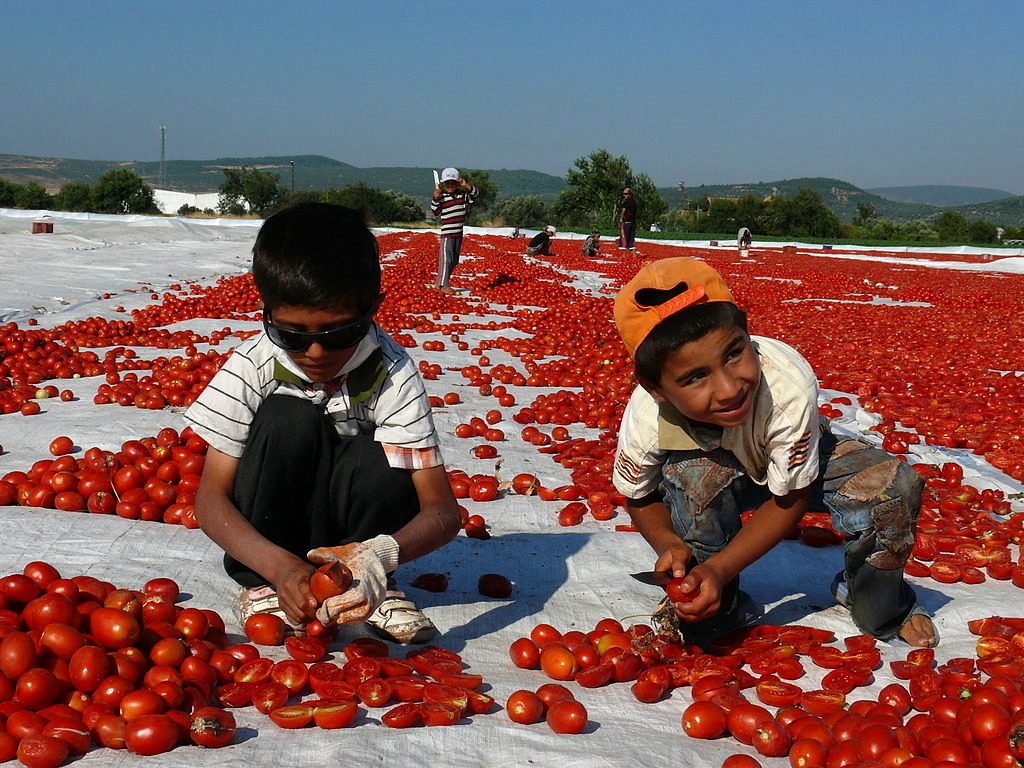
[430,168,478,294]
[616,188,638,253]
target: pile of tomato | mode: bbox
[505,614,1024,766]
[0,427,207,527]
[0,559,501,767]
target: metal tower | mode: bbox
[159,126,167,188]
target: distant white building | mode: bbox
[153,190,221,214]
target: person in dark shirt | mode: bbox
[617,188,638,252]
[526,225,556,256]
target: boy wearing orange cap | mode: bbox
[612,257,936,648]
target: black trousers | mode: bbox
[225,394,419,587]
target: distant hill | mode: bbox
[0,153,566,205]
[4,154,1024,226]
[662,177,940,222]
[867,185,1016,207]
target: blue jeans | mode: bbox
[618,221,636,249]
[660,431,923,640]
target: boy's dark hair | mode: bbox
[634,302,749,386]
[252,202,380,314]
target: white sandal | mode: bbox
[236,585,298,627]
[366,591,436,645]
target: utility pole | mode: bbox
[290,161,295,195]
[159,126,167,188]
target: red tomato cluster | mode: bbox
[0,428,207,526]
[903,462,1024,587]
[507,613,1024,765]
[506,684,588,733]
[0,560,501,766]
[0,563,241,763]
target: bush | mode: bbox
[490,196,549,228]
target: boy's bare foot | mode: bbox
[899,612,938,647]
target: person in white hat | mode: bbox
[429,168,478,294]
[525,225,556,256]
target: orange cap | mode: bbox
[614,257,734,357]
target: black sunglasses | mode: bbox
[263,311,372,352]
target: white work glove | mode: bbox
[307,535,399,626]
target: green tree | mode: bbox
[0,177,16,207]
[966,219,998,244]
[550,148,667,230]
[490,195,549,228]
[218,166,286,217]
[765,186,842,238]
[934,211,969,242]
[854,201,876,224]
[13,182,53,210]
[325,182,391,223]
[734,195,768,234]
[461,170,497,220]
[703,198,738,233]
[384,190,425,222]
[322,183,424,225]
[551,149,633,229]
[91,169,157,214]
[629,173,669,230]
[54,182,93,212]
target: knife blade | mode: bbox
[630,570,673,587]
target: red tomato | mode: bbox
[311,699,358,729]
[268,703,313,729]
[665,576,697,603]
[88,607,140,649]
[244,613,286,646]
[47,436,74,457]
[546,699,587,734]
[506,689,545,724]
[284,636,327,664]
[681,700,728,739]
[477,573,513,598]
[250,681,289,714]
[410,572,449,592]
[381,702,420,728]
[540,645,579,681]
[189,706,236,747]
[309,561,353,602]
[15,735,69,768]
[403,700,451,726]
[143,577,180,603]
[124,713,179,755]
[720,754,762,768]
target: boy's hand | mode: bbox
[271,560,318,624]
[669,559,729,623]
[653,542,692,581]
[307,536,398,625]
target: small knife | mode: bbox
[630,570,673,587]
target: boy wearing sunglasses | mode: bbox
[185,203,461,644]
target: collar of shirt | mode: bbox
[270,322,382,390]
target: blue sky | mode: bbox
[3,1,1022,193]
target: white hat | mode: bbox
[440,168,459,182]
[545,225,556,234]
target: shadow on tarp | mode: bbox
[393,531,591,655]
[748,542,953,638]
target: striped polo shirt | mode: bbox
[613,336,824,500]
[183,324,443,470]
[429,186,479,238]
